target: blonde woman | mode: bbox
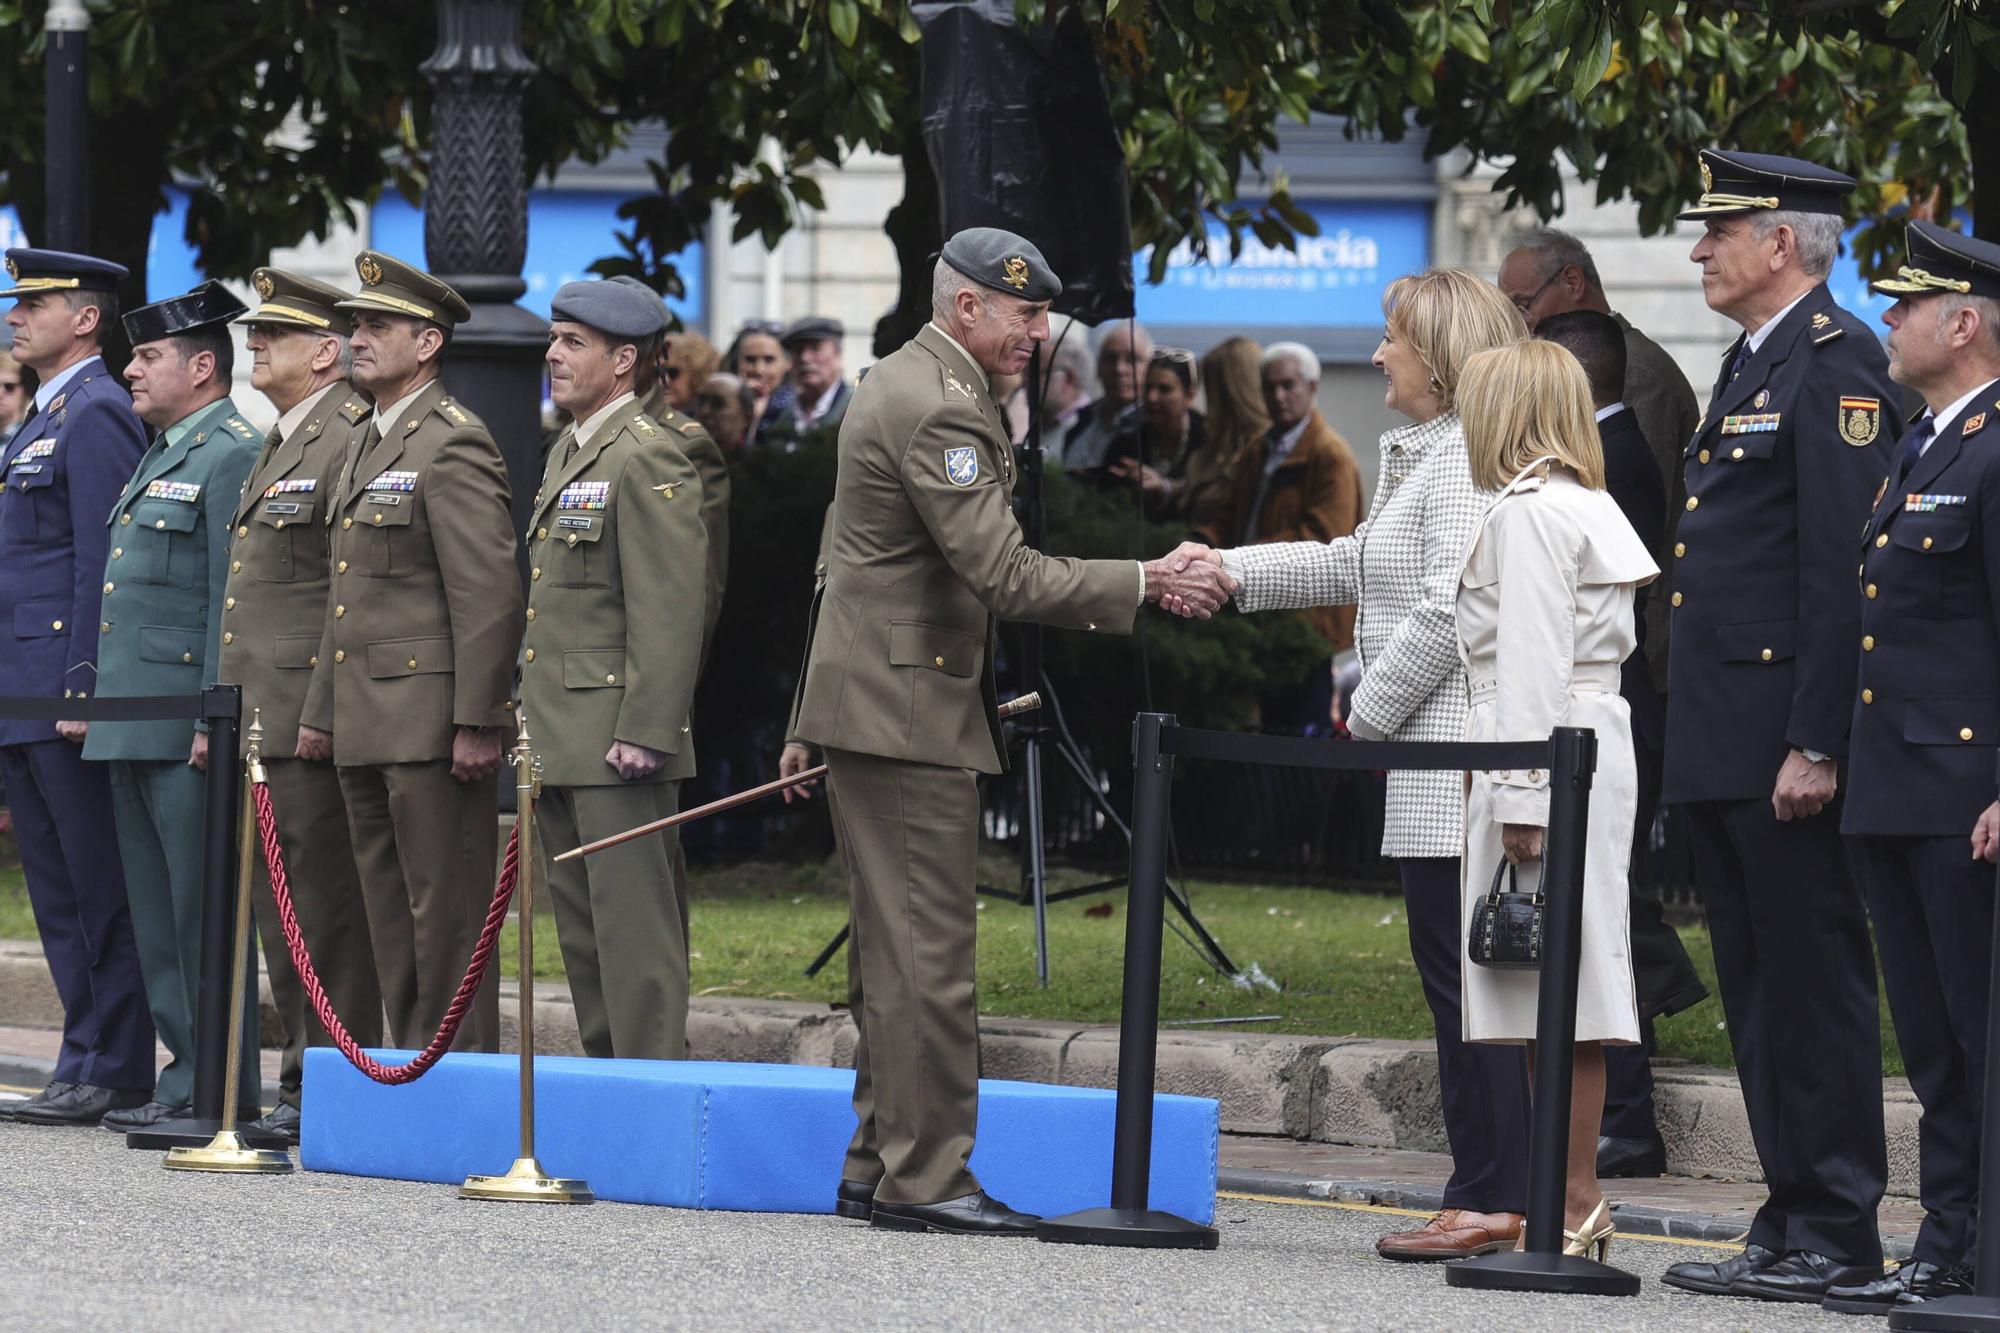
[1455,339,1657,1259]
[1167,268,1533,1261]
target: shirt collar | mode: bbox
[925,322,984,383]
[33,355,95,415]
[575,391,637,451]
[803,379,842,424]
[1746,289,1812,354]
[1923,377,2000,443]
[1267,414,1311,460]
[162,395,230,450]
[1594,401,1627,423]
[276,382,344,444]
[372,379,437,436]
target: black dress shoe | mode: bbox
[1824,1261,1941,1315]
[835,1178,877,1221]
[1730,1249,1875,1302]
[1662,1243,1781,1295]
[249,1102,301,1146]
[1899,1262,1976,1306]
[870,1191,1039,1236]
[100,1099,191,1132]
[12,1083,147,1126]
[1,1081,77,1121]
[1596,1133,1667,1179]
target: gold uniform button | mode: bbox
[50,619,60,631]
[372,513,383,525]
[531,567,541,581]
[181,652,192,664]
[334,650,346,664]
[230,560,240,573]
[1924,536,1934,550]
[119,513,131,525]
[1876,534,1889,548]
[99,622,108,634]
[334,605,345,618]
[337,560,348,574]
[1731,447,1745,460]
[536,527,548,540]
[1863,688,1874,704]
[102,582,113,594]
[111,547,122,559]
[308,656,318,668]
[566,533,577,546]
[1863,635,1875,651]
[1670,591,1683,607]
[275,519,285,530]
[525,608,536,622]
[1685,496,1699,512]
[1673,542,1685,558]
[605,673,617,684]
[236,525,248,538]
[1866,583,1878,599]
[221,632,233,645]
[1963,727,1976,741]
[224,597,234,611]
[408,658,419,670]
[342,517,353,530]
[524,648,536,663]
[934,655,945,667]
[1698,449,1711,464]
[1761,649,1773,661]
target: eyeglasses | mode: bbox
[1510,268,1564,315]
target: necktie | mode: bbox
[336,423,380,509]
[563,428,579,464]
[1727,339,1751,383]
[1889,416,1935,491]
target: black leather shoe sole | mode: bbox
[1661,1270,1745,1297]
[835,1197,873,1221]
[869,1208,1035,1237]
[1821,1291,1898,1315]
[1730,1278,1847,1304]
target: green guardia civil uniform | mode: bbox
[84,284,262,1111]
[300,251,524,1054]
[524,378,707,1060]
[214,267,383,1109]
[793,231,1143,1207]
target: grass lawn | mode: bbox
[0,838,1903,1077]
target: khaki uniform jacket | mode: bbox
[521,402,707,788]
[300,380,524,765]
[638,385,730,666]
[794,324,1141,774]
[217,382,371,753]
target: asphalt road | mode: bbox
[0,1115,1898,1332]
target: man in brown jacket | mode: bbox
[793,227,1229,1236]
[297,251,524,1053]
[1197,341,1365,730]
[217,268,381,1143]
[524,279,706,1061]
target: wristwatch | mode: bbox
[1801,748,1830,764]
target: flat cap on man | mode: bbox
[781,315,845,347]
[940,227,1061,302]
[1678,149,1857,221]
[237,267,350,332]
[1871,219,2000,303]
[122,280,249,346]
[0,247,126,299]
[550,278,667,339]
[334,250,473,327]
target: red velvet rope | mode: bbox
[257,779,519,1084]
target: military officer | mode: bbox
[1659,150,1896,1302]
[792,228,1218,1235]
[525,278,707,1060]
[0,250,154,1126]
[298,252,523,1053]
[1820,221,2000,1315]
[215,268,382,1145]
[79,281,263,1131]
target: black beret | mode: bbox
[940,227,1061,302]
[550,278,667,339]
[123,280,249,346]
[1873,219,2000,303]
[1678,149,1856,221]
[0,248,126,298]
[781,315,844,347]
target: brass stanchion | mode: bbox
[460,713,593,1204]
[164,710,293,1174]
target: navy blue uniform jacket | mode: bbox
[1844,380,2000,836]
[0,357,147,743]
[1663,284,1898,803]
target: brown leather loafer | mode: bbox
[1376,1209,1525,1261]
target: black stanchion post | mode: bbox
[1888,753,2000,1331]
[1448,725,1638,1296]
[1036,712,1217,1250]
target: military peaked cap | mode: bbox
[334,250,472,327]
[550,278,667,339]
[0,247,126,299]
[238,267,351,332]
[1871,219,2000,302]
[1678,149,1856,221]
[123,280,248,346]
[940,227,1061,302]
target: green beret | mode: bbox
[940,227,1061,302]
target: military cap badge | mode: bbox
[1838,395,1881,447]
[4,257,17,280]
[1699,158,1713,192]
[1002,257,1029,290]
[358,255,384,286]
[254,271,275,299]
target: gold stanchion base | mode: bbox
[162,1130,295,1174]
[459,1157,595,1204]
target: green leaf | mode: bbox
[829,0,859,47]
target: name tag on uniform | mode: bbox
[557,481,609,510]
[9,464,43,476]
[366,470,419,492]
[556,515,594,529]
[264,501,302,515]
[1906,493,1969,512]
[144,480,201,502]
[1719,413,1781,435]
[264,477,316,498]
[363,493,403,506]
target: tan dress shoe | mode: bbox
[1375,1209,1525,1261]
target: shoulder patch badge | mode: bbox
[944,446,979,487]
[1838,396,1881,447]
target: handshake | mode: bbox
[1142,541,1237,619]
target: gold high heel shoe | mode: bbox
[1562,1199,1616,1261]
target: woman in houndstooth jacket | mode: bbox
[1174,268,1533,1261]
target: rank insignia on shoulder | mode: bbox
[679,421,702,436]
[1838,396,1882,447]
[341,400,367,420]
[1813,318,1846,344]
[47,394,64,417]
[634,415,656,435]
[226,417,257,439]
[441,400,471,424]
[1812,312,1833,329]
[1906,493,1969,512]
[1967,413,1989,437]
[944,446,979,486]
[944,371,976,401]
[1720,413,1780,436]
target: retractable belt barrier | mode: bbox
[1038,713,1639,1295]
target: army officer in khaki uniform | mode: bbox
[298,252,523,1053]
[217,268,381,1144]
[793,229,1224,1235]
[525,279,707,1060]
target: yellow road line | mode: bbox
[1216,1190,1744,1250]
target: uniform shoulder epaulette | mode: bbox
[678,419,703,436]
[438,397,472,425]
[225,415,257,440]
[341,398,368,420]
[632,413,658,437]
[1810,310,1847,345]
[937,363,980,406]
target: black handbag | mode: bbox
[1468,857,1543,970]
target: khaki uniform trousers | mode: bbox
[537,781,688,1061]
[824,747,981,1206]
[337,760,500,1053]
[251,756,380,1106]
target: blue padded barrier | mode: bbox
[301,1051,1218,1223]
